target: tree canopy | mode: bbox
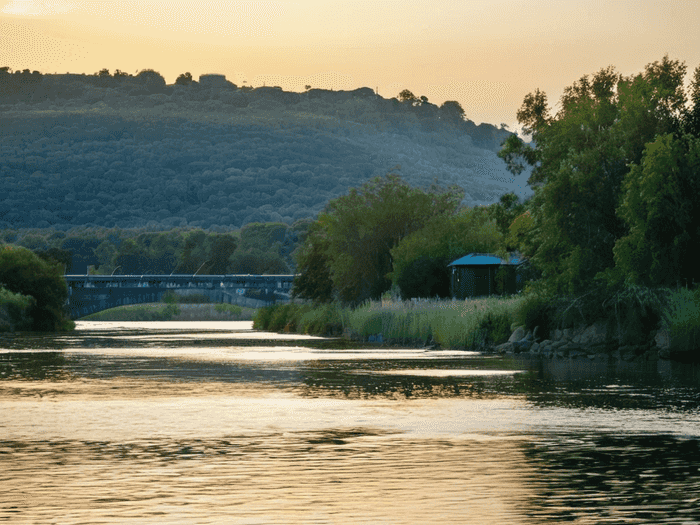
[499,55,700,293]
[294,170,465,304]
[0,245,74,331]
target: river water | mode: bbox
[2,321,700,524]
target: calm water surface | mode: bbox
[2,321,700,524]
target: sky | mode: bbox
[2,0,700,131]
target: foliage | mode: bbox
[291,220,334,303]
[0,286,35,331]
[83,303,180,321]
[500,56,693,294]
[394,255,450,300]
[660,287,700,356]
[614,133,700,286]
[0,245,74,331]
[214,303,243,316]
[295,170,465,305]
[389,206,502,298]
[1,74,516,231]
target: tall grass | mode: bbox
[347,297,520,349]
[254,296,522,349]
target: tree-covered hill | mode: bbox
[0,68,531,230]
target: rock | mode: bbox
[513,340,532,353]
[655,329,670,352]
[496,342,515,355]
[509,326,526,343]
[529,342,541,354]
[574,322,608,346]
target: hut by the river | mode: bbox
[448,253,525,299]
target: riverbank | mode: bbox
[254,288,700,362]
[82,303,257,322]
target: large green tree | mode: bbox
[0,245,74,331]
[390,206,502,299]
[294,170,465,304]
[499,56,690,293]
[614,133,700,286]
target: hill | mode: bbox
[0,69,532,230]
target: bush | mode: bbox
[0,245,74,331]
[513,289,557,340]
[214,304,243,316]
[299,302,346,336]
[660,287,700,356]
[0,286,35,331]
[475,311,512,347]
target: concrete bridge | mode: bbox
[64,274,295,319]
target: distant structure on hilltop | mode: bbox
[199,74,228,88]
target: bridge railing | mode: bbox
[65,274,297,290]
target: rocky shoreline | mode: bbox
[495,323,692,362]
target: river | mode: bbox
[1,321,700,524]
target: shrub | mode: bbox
[660,287,700,356]
[0,286,35,331]
[513,289,557,340]
[299,302,346,336]
[214,304,242,316]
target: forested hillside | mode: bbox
[0,68,529,230]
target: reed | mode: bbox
[254,296,522,349]
[347,297,521,348]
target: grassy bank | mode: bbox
[253,296,522,350]
[253,284,700,359]
[82,302,257,322]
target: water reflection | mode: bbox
[2,322,700,523]
[523,433,700,523]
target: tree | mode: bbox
[97,68,110,77]
[175,72,193,86]
[207,233,237,274]
[485,192,527,248]
[136,69,166,93]
[390,206,502,299]
[398,89,418,104]
[499,56,690,294]
[295,170,465,304]
[439,100,466,123]
[614,133,700,286]
[292,221,334,302]
[0,245,74,331]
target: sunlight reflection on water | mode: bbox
[1,321,700,524]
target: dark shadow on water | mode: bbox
[522,432,700,523]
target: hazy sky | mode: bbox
[2,0,699,130]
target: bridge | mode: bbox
[64,274,296,319]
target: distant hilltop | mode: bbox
[0,67,531,231]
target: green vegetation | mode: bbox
[1,222,304,278]
[0,245,74,331]
[83,302,254,321]
[83,303,181,321]
[293,169,466,305]
[0,67,515,231]
[254,297,522,349]
[0,286,35,332]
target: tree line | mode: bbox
[293,56,700,305]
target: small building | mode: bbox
[448,253,525,299]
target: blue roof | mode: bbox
[448,253,523,267]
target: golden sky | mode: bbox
[2,0,699,130]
